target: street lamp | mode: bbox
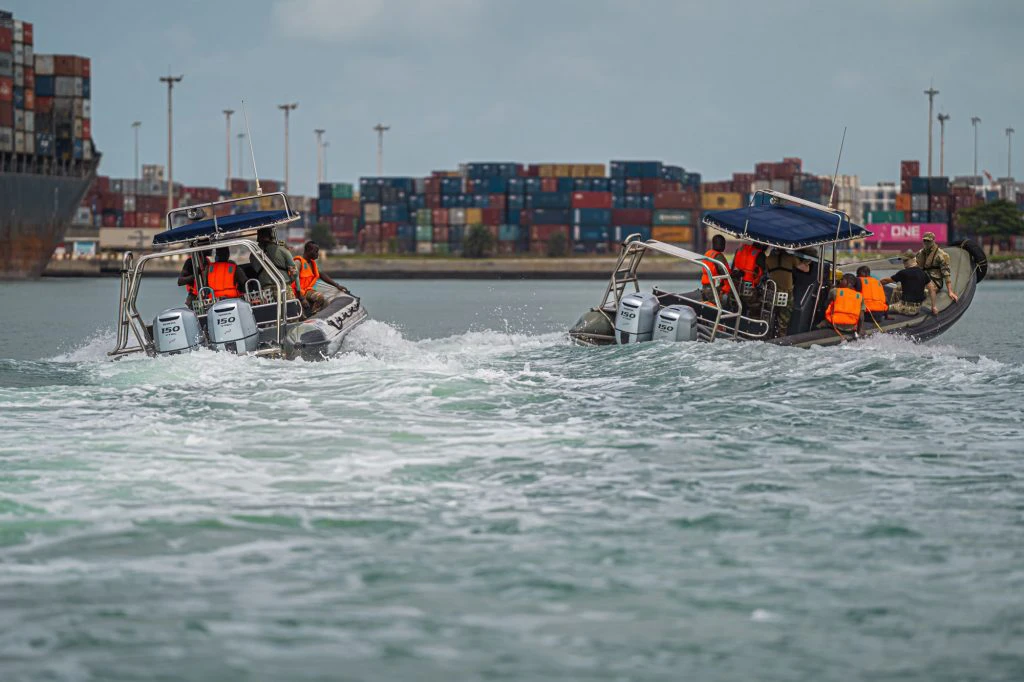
[223,109,234,193]
[322,141,330,179]
[159,72,183,214]
[373,123,390,176]
[314,128,325,185]
[236,133,246,184]
[278,102,298,194]
[1007,127,1015,179]
[937,113,950,177]
[971,116,981,181]
[131,120,141,199]
[924,85,939,178]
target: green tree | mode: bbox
[462,225,495,258]
[308,223,337,251]
[956,200,1022,254]
[545,232,568,258]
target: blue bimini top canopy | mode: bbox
[703,204,871,249]
[153,210,292,246]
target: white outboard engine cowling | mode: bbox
[615,292,660,344]
[206,299,259,354]
[152,308,203,355]
[653,304,698,342]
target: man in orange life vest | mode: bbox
[700,234,731,305]
[177,249,211,308]
[206,247,248,300]
[293,241,347,315]
[818,273,864,334]
[731,242,766,316]
[856,265,889,323]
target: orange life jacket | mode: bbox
[184,257,210,297]
[292,256,320,294]
[701,249,731,294]
[732,244,764,284]
[825,287,863,327]
[207,261,241,299]
[859,276,887,313]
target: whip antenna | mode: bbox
[241,99,262,196]
[828,126,847,209]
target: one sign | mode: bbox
[72,241,97,257]
[99,227,164,250]
[864,223,948,244]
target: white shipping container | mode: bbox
[13,20,23,42]
[24,44,32,65]
[23,133,33,154]
[14,109,24,130]
[14,130,25,153]
[83,140,92,160]
[34,54,54,76]
[13,43,24,65]
[769,179,791,193]
[14,65,23,87]
[53,96,73,115]
[449,208,467,225]
[82,99,91,118]
[416,242,433,255]
[123,195,136,212]
[911,194,928,211]
[73,77,83,98]
[55,76,75,97]
[73,98,83,118]
[74,206,92,225]
[24,111,33,133]
[73,117,82,138]
[0,53,12,78]
[0,127,12,152]
[751,180,771,193]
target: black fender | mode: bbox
[956,239,988,282]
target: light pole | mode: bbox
[159,72,183,214]
[971,116,981,180]
[924,85,939,179]
[223,109,234,192]
[314,128,325,185]
[1007,127,1015,179]
[322,141,330,179]
[237,133,245,183]
[131,120,141,198]
[373,123,390,176]
[937,113,950,177]
[278,102,298,194]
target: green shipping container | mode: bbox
[653,209,694,226]
[416,225,432,242]
[865,210,906,223]
[433,242,450,255]
[416,209,433,227]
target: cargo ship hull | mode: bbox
[0,164,97,279]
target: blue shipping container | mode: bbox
[524,178,543,194]
[609,178,626,195]
[13,86,23,109]
[507,178,525,195]
[573,225,611,242]
[82,78,90,99]
[589,178,611,192]
[408,194,426,210]
[35,75,55,97]
[498,224,522,241]
[910,177,929,194]
[361,185,381,202]
[381,204,409,222]
[614,226,652,242]
[609,161,625,179]
[506,209,522,224]
[507,195,525,210]
[556,178,574,193]
[472,194,490,208]
[35,133,55,156]
[318,199,332,216]
[528,192,571,209]
[660,165,684,182]
[441,177,464,195]
[532,209,571,225]
[573,208,612,225]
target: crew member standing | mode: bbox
[700,234,731,306]
[731,242,766,317]
[916,231,959,314]
[765,247,811,337]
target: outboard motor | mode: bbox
[152,308,204,355]
[653,304,698,342]
[614,292,660,344]
[206,299,259,354]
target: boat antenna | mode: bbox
[241,99,262,196]
[827,126,847,209]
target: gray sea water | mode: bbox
[0,278,1022,682]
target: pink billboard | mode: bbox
[864,223,948,245]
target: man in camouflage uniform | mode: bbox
[915,231,959,315]
[765,247,811,337]
[880,250,929,316]
[251,227,299,299]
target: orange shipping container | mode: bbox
[895,193,911,211]
[465,208,483,224]
[701,192,744,210]
[587,164,606,177]
[652,226,693,243]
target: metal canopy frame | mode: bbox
[162,191,299,239]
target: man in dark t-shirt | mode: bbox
[880,250,929,316]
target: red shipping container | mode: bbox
[332,198,359,216]
[94,175,110,192]
[24,67,34,90]
[102,213,117,227]
[34,95,51,114]
[0,77,11,102]
[639,179,666,194]
[81,57,90,77]
[432,208,448,225]
[625,179,643,194]
[53,55,76,76]
[0,105,12,127]
[433,226,449,242]
[540,177,558,193]
[380,222,399,239]
[100,192,121,211]
[732,172,755,193]
[81,118,90,139]
[930,195,949,211]
[900,160,920,179]
[612,209,653,224]
[482,208,503,225]
[654,191,699,210]
[230,179,249,194]
[123,212,137,226]
[0,28,11,52]
[424,177,441,194]
[362,223,381,240]
[572,192,613,209]
[529,224,568,241]
[488,194,506,209]
[22,22,33,45]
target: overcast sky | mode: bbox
[13,0,1024,193]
